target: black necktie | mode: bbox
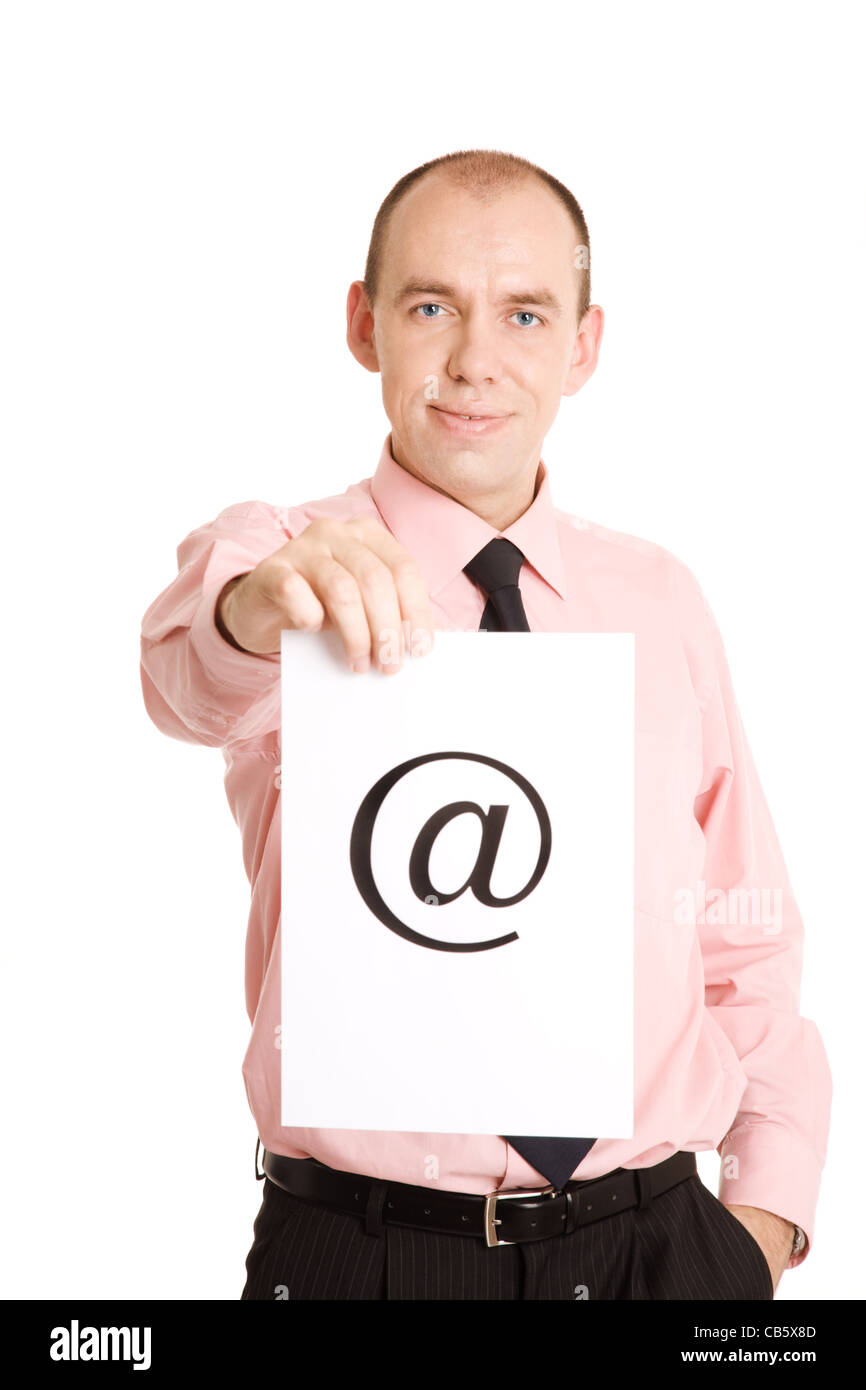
[463,537,597,1191]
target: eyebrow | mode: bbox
[392,279,564,315]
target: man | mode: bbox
[139,148,831,1301]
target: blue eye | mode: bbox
[412,303,543,326]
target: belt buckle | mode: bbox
[482,1183,557,1247]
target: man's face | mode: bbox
[348,171,601,520]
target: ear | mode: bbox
[346,281,380,373]
[562,304,604,398]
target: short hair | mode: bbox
[362,148,591,324]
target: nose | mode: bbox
[446,312,503,388]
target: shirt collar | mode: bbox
[369,434,568,602]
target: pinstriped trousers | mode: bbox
[240,1168,775,1301]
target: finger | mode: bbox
[263,566,327,633]
[339,519,435,660]
[297,553,380,671]
[323,538,406,672]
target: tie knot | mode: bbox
[463,537,526,595]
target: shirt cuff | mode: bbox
[717,1123,824,1270]
[189,574,281,694]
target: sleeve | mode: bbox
[139,500,294,748]
[678,563,832,1270]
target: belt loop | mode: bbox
[564,1184,580,1235]
[635,1166,653,1210]
[255,1138,265,1182]
[364,1179,388,1237]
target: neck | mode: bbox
[390,440,542,531]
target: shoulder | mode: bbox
[555,508,720,705]
[556,507,710,619]
[280,476,380,534]
[198,477,379,539]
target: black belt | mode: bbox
[260,1146,698,1248]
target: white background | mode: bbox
[1,0,862,1300]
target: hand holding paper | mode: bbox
[217,514,435,673]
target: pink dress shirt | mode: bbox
[140,434,831,1269]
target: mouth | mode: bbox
[428,404,512,437]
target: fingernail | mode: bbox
[352,656,370,673]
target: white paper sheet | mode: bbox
[280,628,634,1137]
